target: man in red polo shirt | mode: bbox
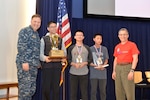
[112,28,140,100]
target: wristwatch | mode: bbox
[130,69,135,72]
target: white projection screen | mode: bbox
[84,0,150,20]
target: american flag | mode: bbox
[57,0,72,86]
[57,0,72,48]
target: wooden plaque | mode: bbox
[49,50,66,62]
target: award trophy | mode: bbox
[76,55,82,63]
[49,34,66,61]
[97,57,102,65]
[76,55,82,67]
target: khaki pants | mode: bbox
[115,64,135,100]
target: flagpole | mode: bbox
[63,71,65,100]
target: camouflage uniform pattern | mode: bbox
[16,26,40,100]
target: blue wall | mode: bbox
[72,0,83,18]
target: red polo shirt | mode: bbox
[113,41,140,63]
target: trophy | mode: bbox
[96,57,103,65]
[49,34,66,61]
[76,55,82,63]
[51,34,59,50]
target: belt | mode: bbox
[117,62,132,65]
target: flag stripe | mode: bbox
[64,38,72,47]
[61,23,70,36]
[63,32,71,42]
[62,14,69,25]
[61,28,70,38]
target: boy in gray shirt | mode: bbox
[68,30,93,100]
[90,33,109,100]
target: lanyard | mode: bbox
[94,45,101,58]
[76,45,83,55]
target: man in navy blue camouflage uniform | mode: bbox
[16,14,41,100]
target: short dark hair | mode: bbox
[93,33,103,38]
[47,21,56,27]
[31,14,41,20]
[75,30,84,35]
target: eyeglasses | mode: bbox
[119,34,128,36]
[49,26,56,28]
